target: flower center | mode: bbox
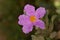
[30,16,36,22]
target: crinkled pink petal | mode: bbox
[34,20,45,29]
[18,14,32,25]
[22,24,33,34]
[35,7,46,18]
[24,4,35,16]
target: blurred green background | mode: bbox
[0,0,60,40]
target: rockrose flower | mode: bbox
[18,4,46,34]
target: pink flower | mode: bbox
[18,4,46,34]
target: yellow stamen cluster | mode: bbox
[30,16,36,22]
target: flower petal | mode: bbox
[34,20,45,29]
[22,24,33,34]
[35,7,46,18]
[18,14,31,25]
[24,4,35,16]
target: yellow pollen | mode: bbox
[30,16,36,22]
